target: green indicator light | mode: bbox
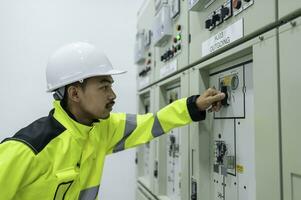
[176,34,181,41]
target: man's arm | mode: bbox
[0,141,35,199]
[105,88,225,154]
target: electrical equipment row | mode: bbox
[135,0,301,200]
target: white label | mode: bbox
[139,76,150,89]
[202,19,244,57]
[160,59,178,78]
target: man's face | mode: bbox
[78,75,116,119]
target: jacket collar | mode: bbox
[52,100,94,141]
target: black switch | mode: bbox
[191,179,197,200]
[163,52,168,61]
[170,135,176,144]
[154,161,158,178]
[221,6,230,19]
[221,85,229,106]
[205,19,212,29]
[212,12,221,25]
[168,49,173,58]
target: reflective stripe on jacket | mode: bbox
[0,96,205,199]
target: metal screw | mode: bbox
[290,21,297,27]
[259,35,264,41]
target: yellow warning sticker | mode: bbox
[236,164,244,174]
[223,75,232,86]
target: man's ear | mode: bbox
[67,86,81,103]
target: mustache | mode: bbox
[105,101,115,108]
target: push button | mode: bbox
[221,86,229,106]
[221,6,230,19]
[212,12,221,25]
[205,19,212,29]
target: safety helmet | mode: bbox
[46,42,126,93]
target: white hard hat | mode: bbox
[46,42,126,92]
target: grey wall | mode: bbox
[0,0,142,199]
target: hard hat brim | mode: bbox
[46,68,127,92]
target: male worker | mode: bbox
[0,42,225,200]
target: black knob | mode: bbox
[163,52,168,61]
[221,85,229,106]
[154,161,158,178]
[170,135,176,144]
[212,12,221,25]
[168,50,173,58]
[191,194,197,200]
[221,6,230,19]
[205,19,212,29]
[154,169,158,178]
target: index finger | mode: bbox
[204,87,219,97]
[206,93,225,105]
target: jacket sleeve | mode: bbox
[0,140,35,199]
[105,96,206,154]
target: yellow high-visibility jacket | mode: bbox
[0,96,205,200]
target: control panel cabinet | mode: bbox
[153,72,190,200]
[189,0,277,63]
[136,88,157,198]
[208,62,255,200]
[279,16,301,200]
[189,29,281,200]
[153,0,190,81]
[136,0,156,90]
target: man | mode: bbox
[0,42,225,199]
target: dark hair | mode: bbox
[61,80,88,108]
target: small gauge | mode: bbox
[231,74,239,90]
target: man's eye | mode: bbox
[100,85,111,90]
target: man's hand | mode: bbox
[196,88,225,112]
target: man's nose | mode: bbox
[109,88,116,100]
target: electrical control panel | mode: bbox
[153,4,173,47]
[208,63,256,200]
[153,0,190,82]
[189,0,277,63]
[213,67,245,118]
[279,17,301,200]
[153,73,190,200]
[165,86,182,200]
[136,91,155,190]
[136,0,156,90]
[135,0,300,199]
[188,29,281,200]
